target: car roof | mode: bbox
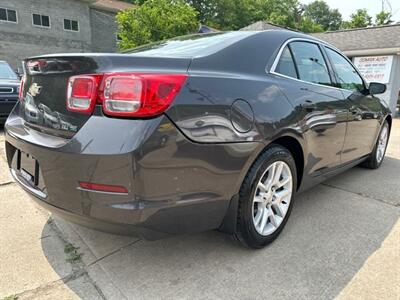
[188,30,334,76]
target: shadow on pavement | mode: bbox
[39,157,400,299]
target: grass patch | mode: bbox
[64,243,82,263]
[2,295,18,300]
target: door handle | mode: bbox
[301,100,316,112]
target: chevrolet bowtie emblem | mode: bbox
[28,83,42,97]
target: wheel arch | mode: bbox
[219,133,306,235]
[271,135,305,191]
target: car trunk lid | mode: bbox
[20,54,191,138]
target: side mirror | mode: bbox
[369,82,386,95]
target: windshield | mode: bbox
[125,32,256,58]
[0,62,17,79]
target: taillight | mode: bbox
[19,76,26,101]
[100,73,187,117]
[102,75,143,116]
[66,73,187,117]
[66,75,99,113]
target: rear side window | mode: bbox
[126,32,256,58]
[275,46,297,79]
[325,48,365,92]
[289,42,331,86]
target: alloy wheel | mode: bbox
[376,124,389,163]
[252,161,293,236]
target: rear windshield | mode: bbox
[125,32,256,58]
[0,62,17,80]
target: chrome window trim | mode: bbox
[267,37,356,93]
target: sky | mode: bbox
[301,0,400,22]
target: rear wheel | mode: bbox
[235,145,297,249]
[362,121,390,169]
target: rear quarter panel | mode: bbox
[166,30,305,145]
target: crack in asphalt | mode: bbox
[321,183,400,208]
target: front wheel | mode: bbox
[235,145,297,249]
[361,121,390,169]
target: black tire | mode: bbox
[234,145,297,249]
[361,121,390,169]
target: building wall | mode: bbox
[90,9,118,53]
[351,54,400,113]
[386,55,400,113]
[0,0,93,69]
[0,0,120,70]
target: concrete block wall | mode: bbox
[90,9,118,53]
[0,0,119,69]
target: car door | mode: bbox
[272,40,348,175]
[324,47,382,163]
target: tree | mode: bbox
[343,9,372,29]
[116,0,199,50]
[299,16,324,33]
[303,0,342,31]
[185,0,262,30]
[185,0,217,24]
[258,0,299,29]
[375,11,393,26]
[256,0,324,33]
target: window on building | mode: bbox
[275,46,298,79]
[289,41,332,86]
[0,8,17,23]
[32,14,50,27]
[325,47,365,92]
[64,19,79,32]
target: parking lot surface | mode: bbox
[0,119,399,300]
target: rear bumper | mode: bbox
[14,180,170,239]
[5,104,262,239]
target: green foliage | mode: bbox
[64,243,82,263]
[117,0,199,50]
[2,296,18,300]
[343,9,372,29]
[303,0,342,31]
[118,0,399,44]
[185,0,262,30]
[299,16,323,33]
[375,11,393,26]
[184,0,317,32]
[259,0,300,29]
